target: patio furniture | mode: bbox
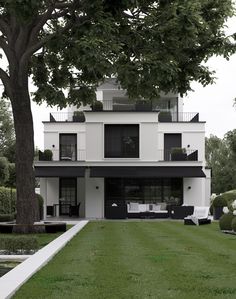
[184,206,211,225]
[105,204,127,219]
[127,203,169,219]
[69,203,81,217]
[171,205,194,219]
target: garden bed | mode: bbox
[0,222,67,234]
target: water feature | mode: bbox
[0,261,19,277]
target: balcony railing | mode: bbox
[49,112,85,122]
[158,112,199,122]
[36,149,86,161]
[158,149,198,161]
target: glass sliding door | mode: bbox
[59,178,77,215]
[60,134,77,161]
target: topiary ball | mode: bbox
[231,217,236,233]
[219,213,234,231]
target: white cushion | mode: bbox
[193,207,209,219]
[129,202,139,212]
[139,204,147,212]
[152,204,161,212]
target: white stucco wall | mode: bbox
[204,168,211,207]
[85,177,104,218]
[183,177,205,206]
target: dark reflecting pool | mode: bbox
[0,261,19,277]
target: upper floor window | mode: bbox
[60,134,77,161]
[105,125,139,158]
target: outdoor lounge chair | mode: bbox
[184,206,211,225]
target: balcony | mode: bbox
[49,112,85,122]
[158,149,198,161]
[158,112,199,123]
[36,149,86,161]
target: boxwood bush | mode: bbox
[232,217,236,233]
[0,236,39,254]
[219,213,235,231]
[0,187,16,214]
[210,190,236,214]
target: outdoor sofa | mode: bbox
[127,202,169,219]
[184,206,211,225]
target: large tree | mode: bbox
[0,0,235,232]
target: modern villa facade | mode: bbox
[35,79,211,219]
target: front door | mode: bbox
[59,178,77,215]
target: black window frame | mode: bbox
[104,124,139,158]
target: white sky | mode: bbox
[2,15,236,149]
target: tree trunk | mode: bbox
[11,83,38,233]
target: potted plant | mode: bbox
[158,111,172,122]
[212,195,228,220]
[171,148,187,161]
[42,149,53,161]
[91,101,103,111]
[135,100,152,111]
[73,111,85,122]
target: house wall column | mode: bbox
[85,170,104,218]
[183,177,205,206]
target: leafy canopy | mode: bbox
[0,0,235,108]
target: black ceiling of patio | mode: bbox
[89,166,206,178]
[35,166,86,177]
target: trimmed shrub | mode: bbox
[0,157,9,185]
[219,213,234,231]
[0,186,16,214]
[0,236,39,254]
[36,193,44,220]
[212,195,228,208]
[0,213,15,222]
[92,101,103,111]
[232,217,236,233]
[43,149,53,161]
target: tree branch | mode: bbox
[0,18,11,39]
[0,67,12,98]
[0,36,16,64]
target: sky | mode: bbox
[2,14,236,149]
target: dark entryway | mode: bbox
[164,133,181,161]
[59,178,77,215]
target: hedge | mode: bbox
[0,187,16,214]
[0,236,39,254]
[0,213,15,222]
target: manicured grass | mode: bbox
[14,221,236,299]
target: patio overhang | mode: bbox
[90,166,206,178]
[35,166,86,177]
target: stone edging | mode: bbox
[0,220,89,299]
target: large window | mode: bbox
[59,178,77,215]
[105,125,139,158]
[105,178,183,205]
[60,134,77,161]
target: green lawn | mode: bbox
[14,221,236,299]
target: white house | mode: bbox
[35,79,211,219]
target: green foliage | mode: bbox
[5,163,16,188]
[0,157,9,186]
[0,213,15,222]
[0,99,15,158]
[171,148,186,154]
[219,213,235,231]
[205,133,236,194]
[212,195,228,208]
[91,101,103,111]
[40,149,53,161]
[0,236,39,254]
[232,217,236,232]
[0,187,16,214]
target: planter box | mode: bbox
[171,153,187,161]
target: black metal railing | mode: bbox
[158,112,199,122]
[49,112,85,122]
[36,149,86,161]
[158,149,198,161]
